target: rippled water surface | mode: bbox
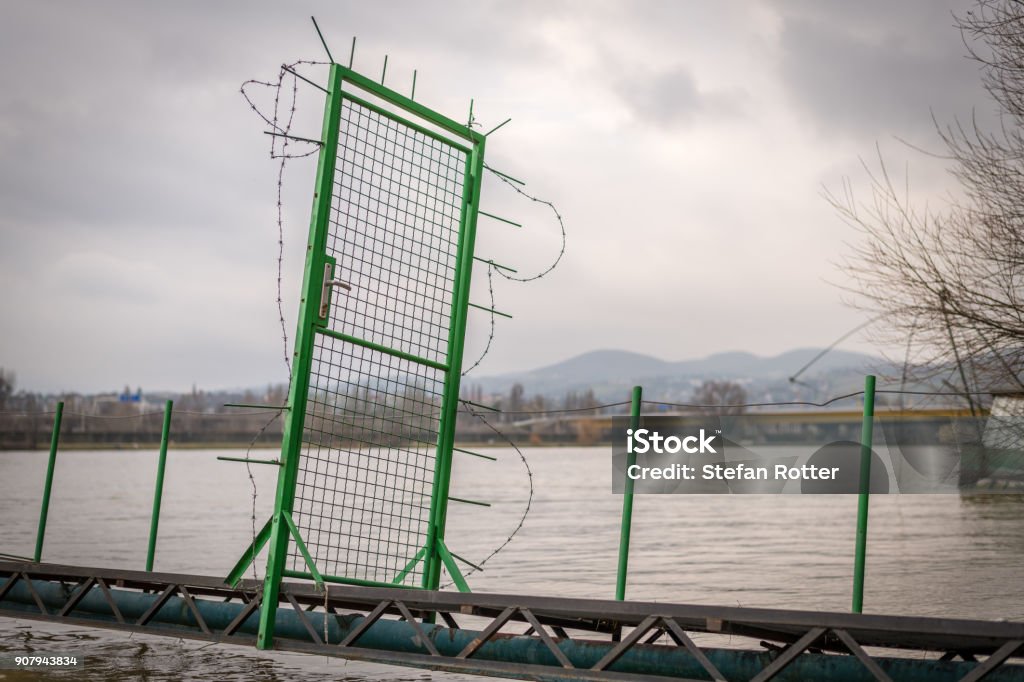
[1,447,1023,680]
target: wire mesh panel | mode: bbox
[328,98,467,365]
[288,94,468,586]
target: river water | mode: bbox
[1,446,1023,680]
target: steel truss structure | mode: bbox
[2,561,1022,681]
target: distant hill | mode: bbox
[465,348,889,402]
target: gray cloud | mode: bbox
[777,0,991,138]
[0,0,1001,393]
[611,66,745,128]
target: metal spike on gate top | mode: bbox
[310,17,334,64]
[242,55,493,649]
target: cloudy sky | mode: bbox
[0,1,993,393]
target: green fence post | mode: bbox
[256,63,345,651]
[423,132,486,594]
[616,386,643,601]
[852,374,876,614]
[33,401,64,563]
[146,399,173,572]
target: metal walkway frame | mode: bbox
[2,561,1022,681]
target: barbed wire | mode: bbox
[457,401,631,416]
[645,393,868,410]
[0,387,1000,421]
[461,162,567,378]
[482,163,566,283]
[453,128,570,575]
[461,263,496,376]
[240,59,327,382]
[237,59,329,589]
[443,400,534,588]
[454,387,1004,416]
[240,411,283,584]
[0,408,286,419]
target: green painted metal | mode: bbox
[423,137,486,593]
[472,257,518,274]
[33,401,63,563]
[339,89,473,154]
[216,456,281,466]
[467,302,513,319]
[460,399,499,413]
[485,117,512,136]
[315,327,449,372]
[311,16,334,64]
[478,210,522,228]
[282,512,323,590]
[256,62,345,650]
[853,374,876,614]
[485,166,525,186]
[436,539,471,593]
[282,569,415,590]
[222,403,288,411]
[392,547,426,585]
[453,447,497,462]
[337,65,483,145]
[145,400,173,572]
[450,551,483,572]
[249,58,488,647]
[226,516,273,587]
[616,386,643,601]
[449,496,491,508]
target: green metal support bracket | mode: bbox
[225,516,273,587]
[391,546,426,585]
[282,512,324,592]
[437,539,471,593]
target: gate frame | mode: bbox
[230,62,486,650]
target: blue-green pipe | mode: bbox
[4,578,1017,682]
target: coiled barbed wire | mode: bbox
[241,59,327,381]
[238,59,326,584]
[442,400,534,588]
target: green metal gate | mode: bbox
[228,63,486,649]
